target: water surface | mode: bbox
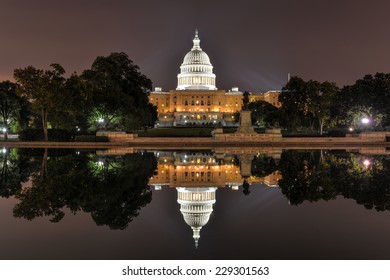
[1,147,390,259]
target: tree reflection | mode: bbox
[13,152,157,230]
[0,148,30,198]
[278,150,390,212]
[251,154,278,178]
[278,150,338,205]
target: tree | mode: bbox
[82,52,157,131]
[0,81,23,140]
[14,64,66,141]
[280,76,338,134]
[247,100,286,128]
[338,73,390,130]
[307,80,338,135]
[279,76,312,131]
[50,73,93,132]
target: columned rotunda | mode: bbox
[149,30,281,127]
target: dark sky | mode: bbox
[2,0,390,92]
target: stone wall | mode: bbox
[96,131,138,142]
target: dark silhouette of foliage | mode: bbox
[338,73,390,129]
[247,100,286,128]
[14,64,66,141]
[277,150,390,212]
[13,152,157,230]
[251,154,279,177]
[279,76,338,134]
[82,52,157,131]
[0,81,30,140]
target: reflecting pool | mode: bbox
[1,147,390,259]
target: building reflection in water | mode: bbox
[149,151,281,247]
[177,186,216,248]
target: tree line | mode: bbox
[1,52,158,141]
[2,54,390,139]
[246,73,390,135]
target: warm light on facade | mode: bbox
[147,31,281,127]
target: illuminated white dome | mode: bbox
[177,187,217,248]
[177,30,217,90]
[182,50,211,66]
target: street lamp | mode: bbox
[361,117,371,132]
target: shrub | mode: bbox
[327,130,346,137]
[19,129,73,141]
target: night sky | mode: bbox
[2,0,390,92]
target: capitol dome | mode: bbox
[177,187,217,248]
[177,30,217,90]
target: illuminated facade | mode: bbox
[250,90,282,108]
[149,152,282,190]
[149,30,281,127]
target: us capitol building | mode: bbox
[149,30,281,127]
